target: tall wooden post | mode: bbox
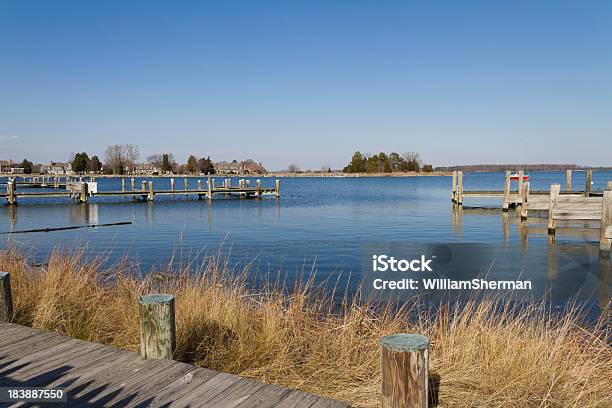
[517,170,524,204]
[197,180,202,190]
[211,178,216,189]
[0,272,13,322]
[451,171,457,202]
[131,178,135,190]
[256,179,262,198]
[520,181,530,220]
[502,170,511,211]
[121,178,126,192]
[184,177,188,191]
[148,180,154,201]
[600,190,612,251]
[7,180,15,205]
[276,179,280,198]
[548,184,561,234]
[141,180,147,191]
[585,169,592,197]
[170,178,175,191]
[457,171,463,205]
[380,334,429,408]
[138,294,176,360]
[227,179,231,188]
[55,176,59,188]
[565,170,572,191]
[207,179,212,200]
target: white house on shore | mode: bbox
[0,160,25,174]
[133,163,161,175]
[40,162,74,175]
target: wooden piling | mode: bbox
[276,179,280,198]
[131,178,135,190]
[457,171,463,205]
[79,182,88,203]
[566,170,572,191]
[548,184,561,234]
[380,334,429,408]
[121,178,126,192]
[184,177,188,191]
[585,169,592,197]
[517,170,524,203]
[256,179,262,198]
[600,190,612,251]
[170,178,175,191]
[7,180,15,205]
[608,181,612,190]
[197,180,202,190]
[141,180,147,191]
[207,179,212,200]
[0,272,13,322]
[502,170,511,211]
[451,171,457,202]
[520,181,530,220]
[138,294,176,360]
[148,180,154,201]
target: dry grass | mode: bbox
[1,247,610,407]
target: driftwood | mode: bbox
[1,221,132,235]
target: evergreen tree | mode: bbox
[72,152,90,173]
[21,158,33,174]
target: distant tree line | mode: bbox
[343,151,433,173]
[434,164,603,172]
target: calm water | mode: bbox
[1,171,610,319]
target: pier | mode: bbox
[450,170,612,250]
[1,177,280,205]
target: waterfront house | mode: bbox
[215,159,267,174]
[40,162,74,175]
[0,160,25,174]
[133,163,161,175]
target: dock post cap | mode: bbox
[380,333,429,352]
[139,294,174,304]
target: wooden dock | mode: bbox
[1,177,280,205]
[0,321,347,407]
[450,170,612,250]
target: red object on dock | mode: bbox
[510,173,529,181]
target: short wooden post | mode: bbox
[148,180,154,201]
[451,171,457,202]
[520,181,530,220]
[256,179,262,198]
[131,178,135,190]
[0,272,13,321]
[585,169,592,197]
[565,170,572,191]
[227,179,231,188]
[79,182,89,203]
[141,180,147,191]
[502,170,511,211]
[170,178,175,191]
[600,190,612,251]
[457,171,463,205]
[275,179,280,198]
[138,294,176,359]
[197,180,202,190]
[517,170,524,204]
[184,177,188,191]
[55,177,59,188]
[548,184,561,234]
[121,178,126,192]
[211,178,216,189]
[380,334,429,408]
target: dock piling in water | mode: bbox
[600,191,612,251]
[502,170,511,211]
[380,333,429,408]
[566,170,572,191]
[585,169,592,197]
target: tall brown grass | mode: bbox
[1,247,610,407]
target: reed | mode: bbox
[1,247,609,407]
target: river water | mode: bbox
[1,171,610,320]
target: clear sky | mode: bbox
[1,1,611,170]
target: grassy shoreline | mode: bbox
[1,248,610,407]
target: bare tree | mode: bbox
[147,154,164,168]
[287,164,300,173]
[104,144,140,175]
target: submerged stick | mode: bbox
[1,221,132,235]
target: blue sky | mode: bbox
[1,1,611,170]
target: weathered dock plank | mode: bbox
[0,322,348,407]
